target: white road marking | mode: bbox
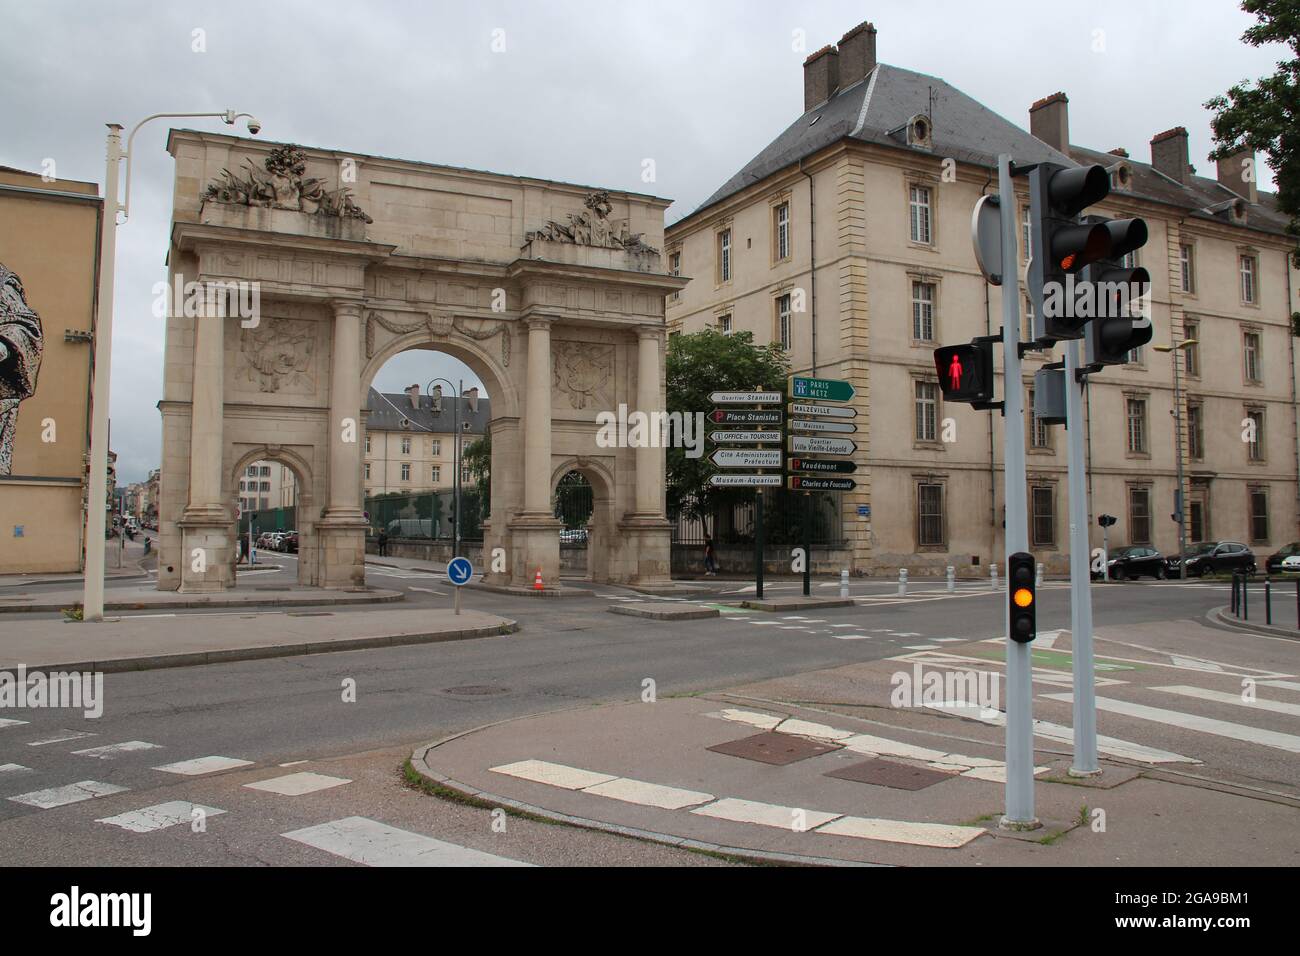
[407,586,446,594]
[1171,656,1225,673]
[243,772,351,796]
[1260,679,1300,692]
[72,740,162,759]
[713,708,783,730]
[815,815,985,848]
[1154,684,1300,717]
[776,718,856,741]
[490,759,617,791]
[97,801,226,833]
[0,718,29,729]
[840,734,951,762]
[8,780,128,809]
[934,638,966,643]
[26,730,95,746]
[154,755,254,776]
[833,634,874,640]
[1043,693,1300,754]
[778,626,810,631]
[747,621,781,626]
[582,777,714,810]
[904,644,940,650]
[829,624,857,628]
[279,760,310,767]
[0,763,32,775]
[1034,630,1065,650]
[283,816,533,867]
[691,797,841,830]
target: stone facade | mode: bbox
[157,132,683,592]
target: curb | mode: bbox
[11,617,519,674]
[741,597,855,612]
[1207,605,1300,641]
[467,581,594,598]
[408,714,882,868]
[607,604,719,621]
[0,588,405,615]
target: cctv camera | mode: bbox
[247,118,262,136]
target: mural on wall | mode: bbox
[0,261,43,475]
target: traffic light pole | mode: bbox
[998,154,1038,830]
[1065,339,1100,775]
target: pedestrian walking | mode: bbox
[377,529,389,557]
[703,536,718,576]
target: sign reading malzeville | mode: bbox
[788,376,855,403]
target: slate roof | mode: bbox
[365,388,491,434]
[680,62,1290,239]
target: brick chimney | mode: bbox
[837,21,877,89]
[803,45,839,112]
[1216,145,1258,204]
[1151,127,1190,184]
[1029,92,1070,154]
[405,383,420,409]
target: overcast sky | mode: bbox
[1,0,1280,483]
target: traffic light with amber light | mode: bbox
[1008,551,1036,644]
[933,339,994,405]
[1082,216,1153,366]
[1026,162,1113,341]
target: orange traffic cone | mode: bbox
[533,568,544,590]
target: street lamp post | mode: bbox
[428,378,465,555]
[1155,339,1198,571]
[83,110,260,621]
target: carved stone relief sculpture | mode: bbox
[239,317,316,393]
[526,190,659,256]
[552,341,613,410]
[204,145,374,223]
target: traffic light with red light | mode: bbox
[1027,163,1114,342]
[933,339,994,405]
[1008,551,1036,643]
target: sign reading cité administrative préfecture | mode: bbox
[710,448,782,469]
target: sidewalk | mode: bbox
[0,583,404,615]
[0,607,518,672]
[0,535,153,589]
[412,627,1300,866]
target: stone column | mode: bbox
[318,299,368,588]
[178,292,232,592]
[523,316,553,514]
[635,326,664,516]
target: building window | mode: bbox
[1183,320,1199,377]
[430,439,441,457]
[718,313,732,335]
[1179,244,1195,294]
[917,482,945,547]
[246,466,257,477]
[1250,488,1269,543]
[1120,248,1138,269]
[1189,497,1207,543]
[1126,397,1147,454]
[1243,330,1262,383]
[1128,487,1152,545]
[1023,294,1036,342]
[909,185,932,244]
[400,463,411,482]
[400,437,411,455]
[776,294,792,350]
[915,381,939,442]
[461,465,472,485]
[1240,254,1257,304]
[1246,408,1265,461]
[1186,402,1203,460]
[1028,388,1050,449]
[1031,485,1055,547]
[260,481,270,492]
[364,463,371,480]
[718,229,732,283]
[911,281,936,342]
[261,466,270,476]
[1021,205,1032,261]
[774,202,790,261]
[431,465,441,483]
[365,435,371,453]
[669,251,681,301]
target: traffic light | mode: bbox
[1026,163,1113,341]
[1083,216,1153,366]
[1008,551,1036,643]
[933,339,994,404]
[1097,514,1117,528]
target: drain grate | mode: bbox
[443,685,510,697]
[824,758,956,791]
[707,732,840,766]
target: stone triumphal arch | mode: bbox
[156,131,682,592]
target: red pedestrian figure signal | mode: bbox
[933,341,994,405]
[948,354,963,392]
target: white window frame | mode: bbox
[911,281,936,342]
[776,294,792,350]
[1243,330,1262,383]
[1126,397,1148,454]
[1179,243,1195,294]
[718,229,732,283]
[909,185,932,244]
[775,202,790,261]
[400,463,411,482]
[915,381,939,443]
[1240,254,1257,304]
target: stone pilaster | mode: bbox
[317,299,368,589]
[508,316,562,586]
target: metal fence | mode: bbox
[240,506,294,535]
[364,490,483,540]
[671,490,845,547]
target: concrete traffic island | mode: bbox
[0,607,517,672]
[608,603,720,621]
[740,596,855,612]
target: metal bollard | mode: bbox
[1243,575,1249,621]
[1231,573,1239,615]
[840,568,849,599]
[990,563,998,590]
[1036,562,1044,588]
[946,565,956,593]
[898,568,908,597]
[1266,575,1273,625]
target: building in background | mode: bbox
[362,386,489,497]
[0,166,100,573]
[665,21,1300,574]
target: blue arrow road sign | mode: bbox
[447,556,473,586]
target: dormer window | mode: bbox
[907,114,933,149]
[1109,162,1133,192]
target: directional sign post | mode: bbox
[789,476,857,492]
[709,390,783,404]
[708,474,782,487]
[447,556,473,615]
[788,376,855,403]
[710,449,783,469]
[790,418,857,434]
[788,435,857,456]
[788,402,857,419]
[709,430,782,444]
[709,408,783,426]
[788,457,857,475]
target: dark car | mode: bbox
[284,532,299,553]
[1107,546,1166,580]
[1266,542,1300,574]
[1167,541,1256,579]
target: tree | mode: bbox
[1206,0,1300,260]
[665,328,789,527]
[463,432,491,518]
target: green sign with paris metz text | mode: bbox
[788,375,855,403]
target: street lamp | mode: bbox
[1154,338,1199,570]
[427,377,476,558]
[83,110,261,622]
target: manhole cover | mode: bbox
[824,758,956,790]
[443,685,510,696]
[707,732,840,765]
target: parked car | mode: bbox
[559,528,588,544]
[1266,542,1300,574]
[1281,554,1300,573]
[1167,541,1256,578]
[1106,546,1167,580]
[283,532,299,553]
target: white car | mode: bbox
[1281,555,1300,572]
